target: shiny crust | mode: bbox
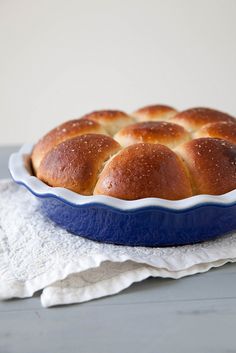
[114,121,190,148]
[31,105,236,200]
[194,121,236,144]
[94,143,193,200]
[82,110,134,135]
[176,138,236,195]
[37,134,120,195]
[31,119,107,172]
[171,107,235,132]
[133,104,177,122]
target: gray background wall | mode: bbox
[1,0,236,144]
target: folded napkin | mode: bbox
[0,179,235,307]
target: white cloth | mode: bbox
[0,179,235,307]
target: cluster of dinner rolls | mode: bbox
[31,105,236,200]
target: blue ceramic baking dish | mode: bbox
[9,144,236,247]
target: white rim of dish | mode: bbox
[8,143,236,211]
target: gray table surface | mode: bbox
[0,146,236,353]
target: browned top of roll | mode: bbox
[31,105,236,200]
[194,121,236,144]
[37,134,121,195]
[171,107,235,132]
[82,110,134,135]
[176,138,236,195]
[31,119,107,172]
[133,104,177,122]
[94,143,193,200]
[114,121,190,148]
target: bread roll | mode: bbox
[37,134,120,195]
[194,121,236,144]
[32,119,107,172]
[32,105,236,201]
[82,110,134,135]
[176,138,236,195]
[94,143,193,200]
[171,107,235,132]
[133,104,177,122]
[114,121,190,148]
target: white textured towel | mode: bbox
[0,179,235,307]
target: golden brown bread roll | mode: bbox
[32,119,107,172]
[82,110,134,135]
[114,121,190,148]
[37,134,120,195]
[94,143,193,200]
[176,138,236,195]
[194,121,236,144]
[171,107,235,132]
[32,105,236,200]
[133,104,177,122]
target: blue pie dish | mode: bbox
[9,144,236,247]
